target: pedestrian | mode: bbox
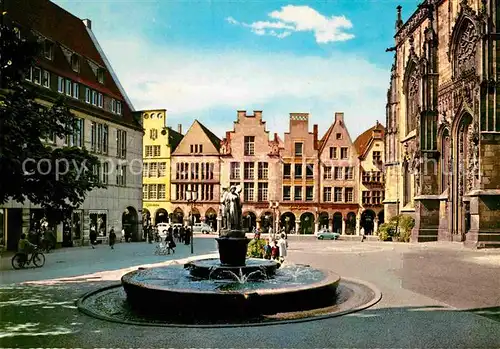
[109,226,116,249]
[166,233,176,254]
[179,226,185,243]
[89,224,97,249]
[173,226,179,242]
[277,233,288,263]
[264,239,272,260]
[360,227,366,242]
[271,240,279,261]
[184,226,191,245]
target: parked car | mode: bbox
[192,222,213,234]
[317,230,340,240]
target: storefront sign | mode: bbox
[145,203,160,207]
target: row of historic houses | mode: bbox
[141,110,386,236]
[384,0,499,248]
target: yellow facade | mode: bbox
[141,110,173,224]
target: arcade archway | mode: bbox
[243,211,257,232]
[260,211,273,233]
[332,212,343,234]
[142,208,152,227]
[280,212,296,235]
[300,212,315,234]
[377,210,385,225]
[122,206,139,242]
[205,207,217,232]
[361,210,376,235]
[346,212,356,235]
[155,208,168,225]
[189,207,201,224]
[172,208,184,224]
[318,212,329,230]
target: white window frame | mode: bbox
[85,88,91,103]
[42,70,50,88]
[32,67,41,85]
[92,91,98,106]
[57,76,64,93]
[24,67,33,81]
[65,79,72,97]
[111,99,117,113]
[98,93,103,108]
[117,101,122,115]
[72,82,79,99]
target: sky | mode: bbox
[53,0,421,140]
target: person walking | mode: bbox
[165,233,176,254]
[277,233,288,263]
[109,226,116,249]
[179,226,185,243]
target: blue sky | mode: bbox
[54,0,420,139]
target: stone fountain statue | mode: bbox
[217,185,249,265]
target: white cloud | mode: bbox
[101,37,387,138]
[226,5,354,43]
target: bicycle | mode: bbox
[11,248,46,269]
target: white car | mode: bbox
[192,222,213,234]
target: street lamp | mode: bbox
[186,188,198,254]
[269,201,279,239]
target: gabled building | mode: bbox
[1,0,143,248]
[354,121,385,235]
[318,112,360,235]
[170,120,221,231]
[279,113,319,235]
[219,111,283,233]
[140,110,183,227]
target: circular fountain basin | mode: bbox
[121,263,340,321]
[184,258,279,280]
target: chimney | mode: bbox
[177,124,182,134]
[335,112,344,125]
[395,6,403,31]
[313,124,318,149]
[274,132,278,142]
[82,19,92,30]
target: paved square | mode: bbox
[1,237,499,348]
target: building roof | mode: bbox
[167,127,184,152]
[197,120,221,151]
[353,122,385,159]
[5,0,138,129]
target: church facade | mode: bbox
[384,0,499,247]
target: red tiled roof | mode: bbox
[7,0,105,66]
[353,123,385,159]
[5,0,138,128]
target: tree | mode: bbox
[0,23,104,221]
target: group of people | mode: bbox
[251,231,288,264]
[89,226,117,249]
[264,233,288,263]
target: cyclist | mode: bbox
[18,233,37,263]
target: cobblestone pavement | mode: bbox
[0,238,499,348]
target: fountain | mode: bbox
[78,185,381,325]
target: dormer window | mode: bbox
[97,69,105,84]
[44,40,54,60]
[71,54,80,72]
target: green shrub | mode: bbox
[378,223,394,241]
[378,215,415,242]
[247,238,266,258]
